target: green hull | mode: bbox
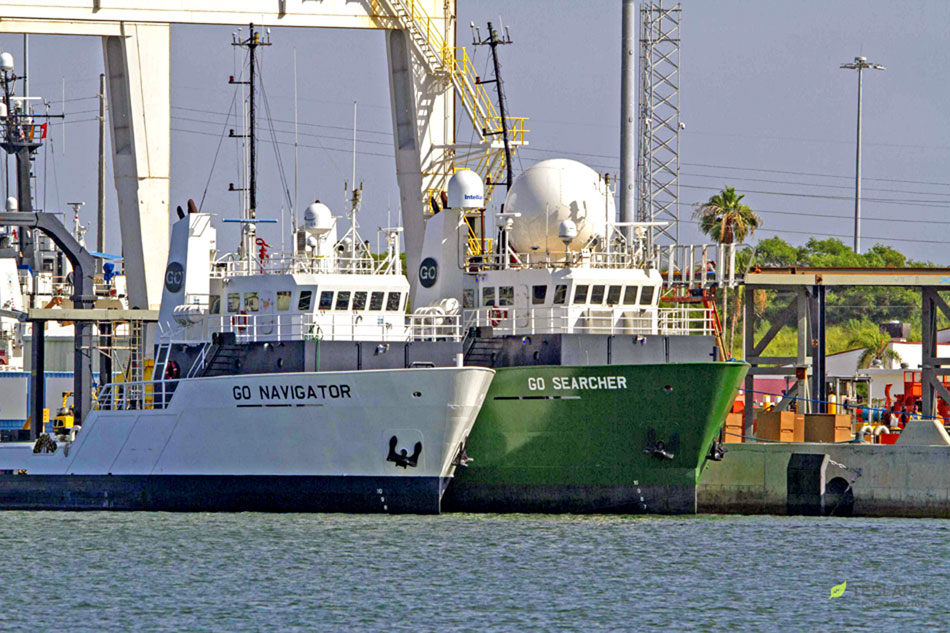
[444,362,749,514]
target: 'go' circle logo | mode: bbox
[164,262,184,292]
[419,257,438,288]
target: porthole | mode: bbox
[412,391,422,398]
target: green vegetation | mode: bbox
[695,186,763,352]
[731,235,943,358]
[694,186,761,244]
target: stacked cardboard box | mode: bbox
[803,414,852,443]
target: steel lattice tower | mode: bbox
[637,1,681,250]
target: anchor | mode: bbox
[644,428,678,461]
[387,435,422,469]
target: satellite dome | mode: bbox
[447,169,485,209]
[0,52,13,73]
[303,200,334,235]
[504,159,612,252]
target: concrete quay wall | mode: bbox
[698,443,950,518]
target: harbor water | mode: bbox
[2,512,947,631]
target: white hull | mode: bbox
[0,366,494,513]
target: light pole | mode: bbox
[840,56,885,254]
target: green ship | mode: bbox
[444,361,747,514]
[416,159,748,514]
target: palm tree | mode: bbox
[694,186,761,244]
[847,326,901,369]
[694,187,761,355]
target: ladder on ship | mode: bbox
[125,319,147,408]
[464,335,505,367]
[378,0,528,204]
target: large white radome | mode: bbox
[504,158,612,252]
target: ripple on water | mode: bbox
[1,512,948,632]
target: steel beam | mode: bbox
[29,321,43,440]
[386,23,454,303]
[102,22,170,311]
[0,2,396,29]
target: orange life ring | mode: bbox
[164,360,180,380]
[489,307,504,327]
[232,310,248,332]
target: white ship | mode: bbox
[0,199,493,513]
[0,26,493,513]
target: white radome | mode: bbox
[303,201,335,235]
[504,158,612,252]
[447,169,485,209]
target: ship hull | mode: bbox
[0,366,494,514]
[443,362,748,514]
[0,474,445,514]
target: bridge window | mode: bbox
[607,285,622,305]
[499,286,514,306]
[369,291,385,311]
[463,289,475,309]
[590,285,605,304]
[482,286,495,306]
[386,292,402,311]
[276,291,291,311]
[353,291,367,310]
[227,293,240,313]
[319,291,334,310]
[244,292,259,312]
[623,286,639,305]
[210,295,221,315]
[297,290,313,312]
[641,286,656,305]
[335,291,351,310]
[532,285,547,305]
[552,284,567,305]
[573,285,589,304]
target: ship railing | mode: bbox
[167,312,465,344]
[656,306,715,336]
[405,312,463,341]
[210,253,394,277]
[462,305,714,337]
[95,377,180,411]
[465,249,636,271]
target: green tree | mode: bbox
[846,321,901,369]
[694,186,761,244]
[752,236,933,327]
[695,187,761,354]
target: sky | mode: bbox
[1,0,950,264]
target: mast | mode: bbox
[0,50,40,270]
[96,72,106,273]
[230,24,270,262]
[473,21,514,192]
